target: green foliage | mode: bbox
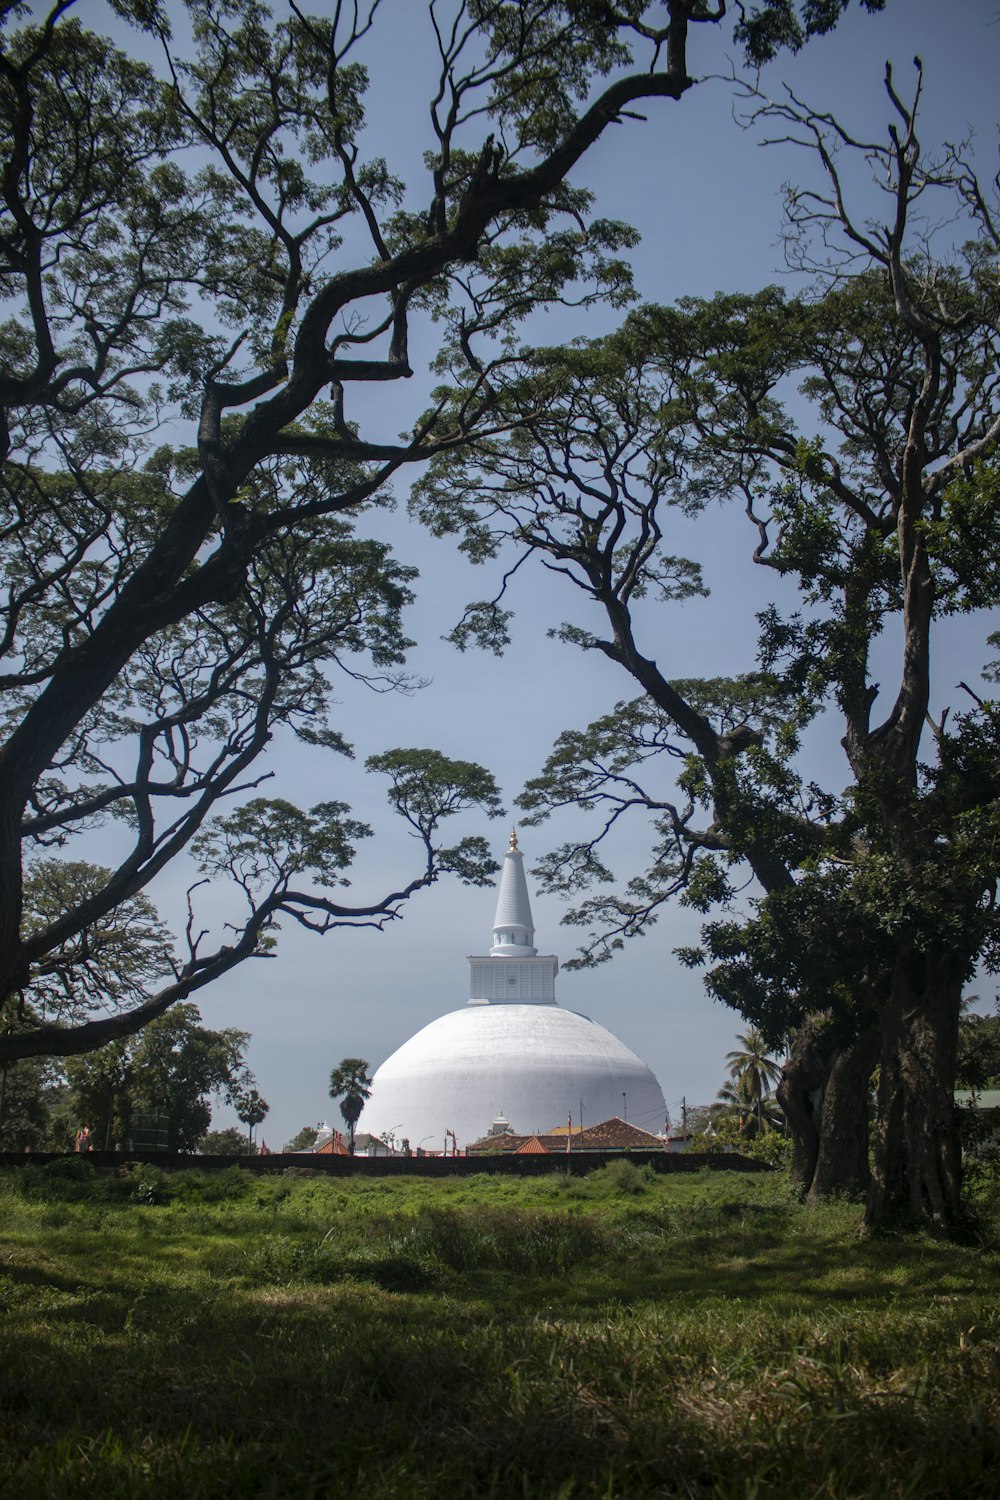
[328,1057,372,1150]
[687,1119,792,1168]
[232,1088,268,1146]
[198,1127,251,1156]
[193,797,371,895]
[695,867,889,1041]
[0,1057,71,1151]
[585,1158,657,1196]
[65,1003,256,1153]
[724,1029,783,1105]
[130,1163,170,1205]
[734,0,887,65]
[367,748,504,884]
[958,1004,1000,1093]
[918,463,1000,613]
[282,1123,322,1153]
[17,862,175,1027]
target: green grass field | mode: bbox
[2,1159,999,1498]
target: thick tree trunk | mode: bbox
[809,1028,878,1201]
[778,1012,877,1199]
[777,1025,825,1190]
[865,956,963,1231]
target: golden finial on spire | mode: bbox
[508,826,519,852]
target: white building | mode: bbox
[359,832,667,1151]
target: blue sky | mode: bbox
[75,1,1000,1147]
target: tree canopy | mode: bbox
[65,1001,257,1151]
[328,1055,372,1151]
[412,62,1000,1225]
[0,0,882,1065]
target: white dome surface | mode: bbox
[360,1000,667,1151]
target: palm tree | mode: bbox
[328,1058,372,1154]
[234,1087,269,1152]
[724,1030,783,1136]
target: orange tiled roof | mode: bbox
[572,1117,662,1150]
[468,1116,662,1154]
[513,1135,551,1154]
[313,1133,350,1155]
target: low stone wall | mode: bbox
[0,1148,769,1177]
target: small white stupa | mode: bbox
[359,832,667,1150]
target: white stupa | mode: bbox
[359,831,667,1150]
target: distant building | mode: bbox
[360,832,667,1151]
[467,1116,665,1155]
[312,1128,349,1156]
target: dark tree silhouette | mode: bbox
[413,66,1000,1226]
[329,1057,372,1154]
[0,1,885,1063]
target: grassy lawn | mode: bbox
[1,1159,999,1499]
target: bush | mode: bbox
[129,1163,169,1204]
[40,1153,96,1181]
[686,1121,789,1168]
[191,1164,254,1202]
[587,1159,656,1195]
[742,1131,792,1168]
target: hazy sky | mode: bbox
[80,2,1000,1149]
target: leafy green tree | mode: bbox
[0,860,169,1149]
[957,1005,1000,1096]
[198,1126,252,1156]
[66,1003,256,1152]
[0,1051,66,1150]
[283,1123,322,1153]
[328,1057,372,1154]
[413,68,999,1227]
[0,1,884,1066]
[64,1042,133,1153]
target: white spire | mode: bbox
[490,828,537,956]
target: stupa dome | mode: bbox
[359,832,666,1150]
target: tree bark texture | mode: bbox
[809,1028,878,1202]
[866,956,963,1230]
[777,1025,825,1190]
[778,1012,877,1200]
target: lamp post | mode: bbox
[622,1092,627,1124]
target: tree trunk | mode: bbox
[777,1026,825,1190]
[865,956,963,1230]
[778,1012,877,1199]
[809,1028,878,1201]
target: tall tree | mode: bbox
[724,1028,782,1134]
[0,0,884,1064]
[234,1086,269,1150]
[413,67,1000,1227]
[328,1056,372,1153]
